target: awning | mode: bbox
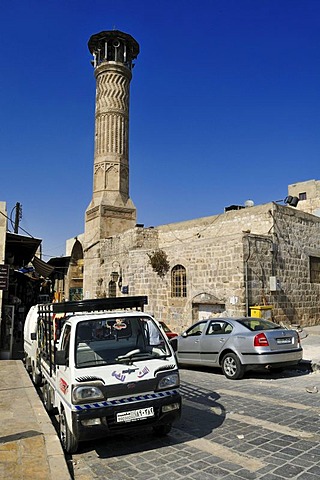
[32,256,55,278]
[5,232,41,266]
[47,256,71,278]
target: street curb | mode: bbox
[310,361,320,373]
[17,361,71,480]
[300,359,320,373]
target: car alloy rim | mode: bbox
[224,357,236,376]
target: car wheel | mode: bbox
[221,353,244,380]
[153,424,172,436]
[59,410,79,454]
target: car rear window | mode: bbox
[237,318,281,331]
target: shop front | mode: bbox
[0,232,44,359]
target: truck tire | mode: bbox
[153,424,172,436]
[43,382,54,414]
[59,410,79,454]
[24,354,31,372]
[31,363,42,386]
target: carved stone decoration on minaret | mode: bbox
[85,30,139,243]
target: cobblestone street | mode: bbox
[69,366,320,480]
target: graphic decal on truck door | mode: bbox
[112,371,126,382]
[59,377,69,395]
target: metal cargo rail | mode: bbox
[51,295,148,314]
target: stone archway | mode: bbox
[192,292,225,322]
[67,240,84,301]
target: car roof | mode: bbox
[200,317,247,322]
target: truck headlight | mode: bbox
[157,373,179,390]
[72,385,104,403]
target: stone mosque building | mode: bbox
[60,29,320,331]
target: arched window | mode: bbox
[171,265,187,297]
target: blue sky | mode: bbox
[1,0,319,259]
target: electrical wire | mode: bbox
[0,208,35,238]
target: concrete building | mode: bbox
[63,30,320,331]
[288,179,320,217]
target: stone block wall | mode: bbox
[268,204,320,326]
[84,203,276,331]
[82,201,320,329]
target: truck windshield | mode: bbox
[75,316,170,368]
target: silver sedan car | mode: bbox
[170,317,303,379]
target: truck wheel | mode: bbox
[153,424,172,436]
[31,363,42,386]
[59,411,79,454]
[43,383,54,414]
[221,352,244,380]
[24,354,31,372]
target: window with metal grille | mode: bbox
[310,256,320,283]
[108,281,117,298]
[171,265,187,297]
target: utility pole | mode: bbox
[14,202,22,234]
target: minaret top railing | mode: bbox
[88,30,139,70]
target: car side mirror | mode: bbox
[182,332,187,338]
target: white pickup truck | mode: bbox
[23,296,181,453]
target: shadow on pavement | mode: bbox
[179,362,311,381]
[0,430,43,444]
[72,383,225,462]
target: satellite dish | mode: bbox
[244,199,254,208]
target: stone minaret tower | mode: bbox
[85,30,140,245]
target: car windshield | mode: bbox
[237,318,281,331]
[75,316,170,368]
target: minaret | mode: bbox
[85,30,139,243]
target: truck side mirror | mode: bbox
[31,332,37,341]
[170,338,178,352]
[55,350,67,366]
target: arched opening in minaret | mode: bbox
[68,240,84,301]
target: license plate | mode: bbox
[276,337,292,345]
[116,407,154,423]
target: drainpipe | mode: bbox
[245,259,249,317]
[243,235,251,317]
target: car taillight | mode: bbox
[254,332,269,347]
[296,331,301,346]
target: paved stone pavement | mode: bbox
[300,325,320,371]
[70,358,320,479]
[0,360,70,480]
[1,325,319,480]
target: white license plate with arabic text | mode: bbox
[276,337,292,345]
[116,407,155,423]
